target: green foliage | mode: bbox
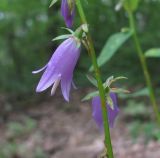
[0,142,47,158]
[7,117,37,138]
[145,48,160,58]
[128,121,160,142]
[1,0,160,95]
[124,100,149,116]
[0,143,18,158]
[124,100,160,142]
[89,29,132,71]
[0,117,47,158]
[119,87,149,98]
[0,0,59,94]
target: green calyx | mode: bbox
[82,75,129,102]
[74,24,88,39]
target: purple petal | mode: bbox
[92,93,119,129]
[36,73,61,92]
[61,73,72,102]
[34,37,80,101]
[61,0,75,27]
[92,96,104,130]
[59,40,80,74]
[35,38,74,92]
[107,93,119,128]
[60,39,80,101]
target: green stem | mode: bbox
[76,0,114,157]
[128,11,160,124]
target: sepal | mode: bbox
[86,74,98,87]
[106,94,114,110]
[104,76,128,88]
[111,88,130,94]
[61,27,74,34]
[52,34,72,41]
[82,91,99,101]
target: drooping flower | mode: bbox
[32,37,80,102]
[92,92,119,129]
[61,0,75,28]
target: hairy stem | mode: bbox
[128,11,160,124]
[76,0,114,157]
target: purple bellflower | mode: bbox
[61,0,75,28]
[92,92,119,129]
[32,37,80,102]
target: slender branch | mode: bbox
[76,0,114,157]
[128,11,160,124]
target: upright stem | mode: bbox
[76,0,114,157]
[128,11,160,124]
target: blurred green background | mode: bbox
[0,0,160,96]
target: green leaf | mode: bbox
[82,91,99,101]
[49,0,59,8]
[89,30,132,71]
[52,34,71,41]
[131,88,149,97]
[123,0,140,12]
[154,130,160,141]
[124,101,147,116]
[145,48,160,58]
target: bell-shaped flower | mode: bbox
[92,92,119,129]
[32,37,81,102]
[61,0,75,28]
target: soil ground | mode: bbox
[0,89,160,158]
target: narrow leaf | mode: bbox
[89,30,132,71]
[82,91,99,101]
[145,48,160,58]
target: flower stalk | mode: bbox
[128,10,160,124]
[76,0,114,157]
